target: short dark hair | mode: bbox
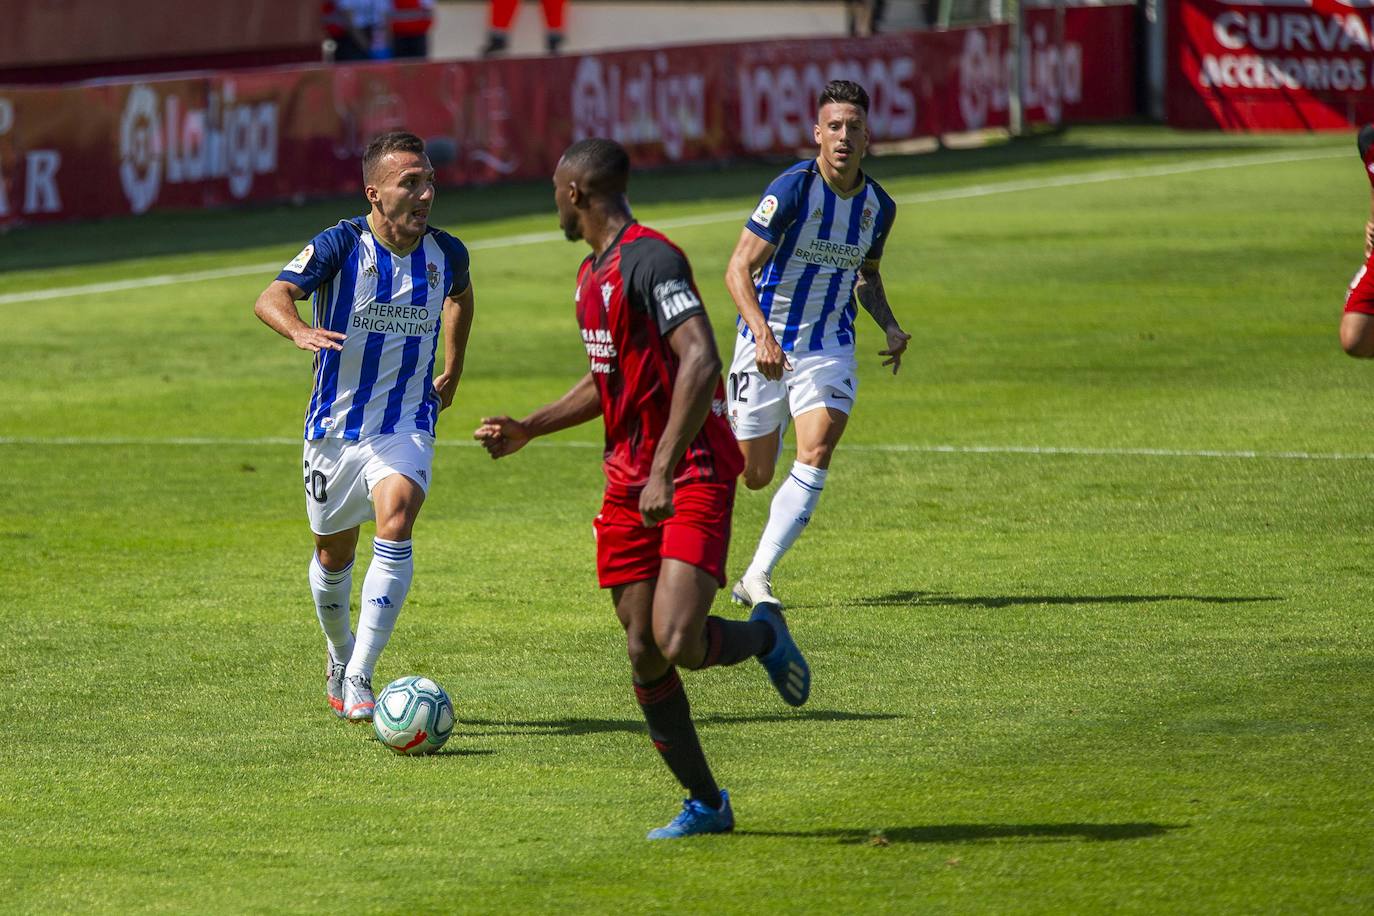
[559,138,631,197]
[363,131,426,182]
[818,80,869,114]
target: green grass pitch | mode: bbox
[2,126,1371,912]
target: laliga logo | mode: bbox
[118,82,280,215]
[958,27,1080,129]
[571,57,610,141]
[571,55,706,161]
[959,30,990,130]
[120,85,163,215]
[1022,24,1082,125]
[959,30,1006,131]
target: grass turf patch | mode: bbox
[2,126,1371,912]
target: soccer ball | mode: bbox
[372,676,455,755]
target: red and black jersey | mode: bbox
[1360,124,1374,188]
[575,222,744,497]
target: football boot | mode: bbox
[647,790,734,840]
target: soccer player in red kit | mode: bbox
[474,138,811,839]
[1341,125,1374,357]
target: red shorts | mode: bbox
[593,482,735,589]
[1346,251,1374,314]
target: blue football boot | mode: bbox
[647,790,734,840]
[750,600,810,707]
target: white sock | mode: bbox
[346,538,413,682]
[747,461,827,578]
[309,553,355,665]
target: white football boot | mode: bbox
[731,569,776,607]
[342,675,375,722]
[326,659,347,718]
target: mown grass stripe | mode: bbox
[0,148,1344,307]
[2,436,1371,461]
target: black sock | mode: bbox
[695,615,774,669]
[633,668,722,808]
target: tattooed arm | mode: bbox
[855,259,912,374]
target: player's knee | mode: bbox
[655,625,703,668]
[317,547,354,571]
[742,464,775,490]
[795,444,834,469]
[1340,313,1374,357]
[625,628,660,669]
[375,519,416,541]
[1342,330,1374,358]
[374,505,418,540]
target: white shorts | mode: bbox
[302,431,435,536]
[726,337,859,441]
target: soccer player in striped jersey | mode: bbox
[475,138,810,839]
[253,131,475,722]
[724,80,911,607]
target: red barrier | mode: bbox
[0,15,1136,227]
[0,0,320,85]
[948,5,1137,131]
[1168,0,1374,129]
[1023,5,1137,126]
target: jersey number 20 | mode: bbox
[303,461,328,503]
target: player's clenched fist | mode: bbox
[638,476,677,527]
[752,327,791,381]
[473,416,529,458]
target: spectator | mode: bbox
[481,0,567,57]
[391,0,435,59]
[323,0,365,61]
[846,0,886,36]
[326,0,391,61]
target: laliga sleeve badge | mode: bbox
[284,244,314,273]
[751,195,779,228]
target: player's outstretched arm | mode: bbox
[433,282,475,411]
[253,280,345,353]
[855,260,911,375]
[474,372,601,459]
[640,315,722,525]
[725,227,790,380]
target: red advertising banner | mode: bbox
[950,5,1137,131]
[1169,0,1374,129]
[0,13,1136,228]
[1023,5,1137,125]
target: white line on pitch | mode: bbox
[0,435,596,449]
[0,147,1345,307]
[1,436,1371,461]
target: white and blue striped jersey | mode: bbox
[741,160,897,354]
[277,216,471,441]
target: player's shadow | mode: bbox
[461,709,902,738]
[846,591,1282,610]
[737,822,1184,845]
[364,734,497,757]
[430,747,497,757]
